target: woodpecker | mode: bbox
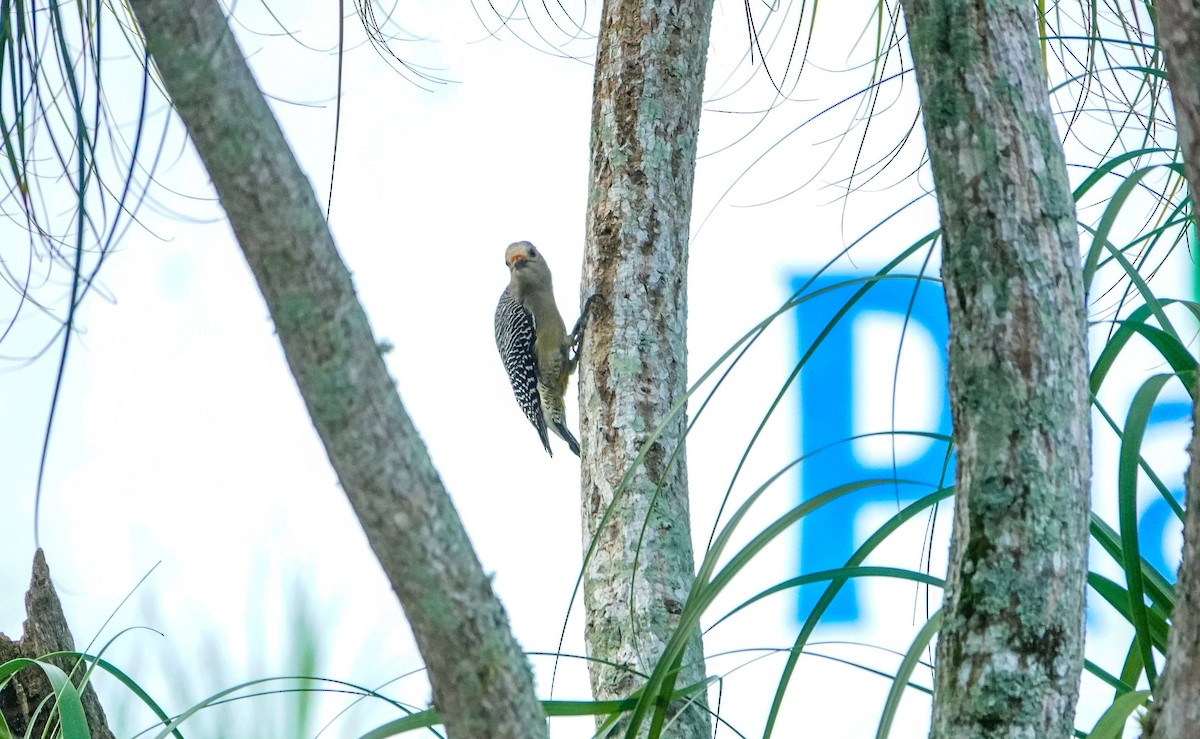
[495,241,585,457]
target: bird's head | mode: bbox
[505,241,551,286]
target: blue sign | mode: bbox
[1137,401,1190,581]
[792,273,1189,623]
[794,274,952,622]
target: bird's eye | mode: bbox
[529,247,538,258]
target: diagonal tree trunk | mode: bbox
[127,1,547,736]
[1144,2,1200,736]
[900,2,1092,736]
[578,0,713,735]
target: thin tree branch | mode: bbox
[126,1,547,735]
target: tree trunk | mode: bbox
[1144,2,1200,736]
[0,551,115,739]
[579,0,713,735]
[127,2,547,736]
[900,2,1091,736]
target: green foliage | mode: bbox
[0,657,90,739]
[0,0,157,546]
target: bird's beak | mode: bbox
[509,254,529,269]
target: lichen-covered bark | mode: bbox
[0,551,115,739]
[579,0,712,735]
[900,2,1091,736]
[1148,390,1200,736]
[128,2,546,736]
[1145,3,1200,736]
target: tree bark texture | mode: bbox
[1145,2,1200,736]
[127,2,547,736]
[901,2,1091,737]
[0,550,115,739]
[1148,390,1200,737]
[579,0,713,735]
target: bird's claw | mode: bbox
[569,294,599,363]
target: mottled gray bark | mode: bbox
[1147,395,1200,736]
[579,0,712,735]
[1145,2,1200,736]
[127,2,546,736]
[901,1,1091,736]
[0,550,115,739]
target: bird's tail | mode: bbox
[550,421,581,457]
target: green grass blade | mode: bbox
[1094,396,1186,521]
[1085,658,1136,694]
[1081,165,1161,297]
[45,650,184,739]
[1088,574,1170,651]
[763,486,955,737]
[624,478,919,736]
[0,657,89,739]
[1086,689,1151,739]
[875,609,940,739]
[1117,374,1175,688]
[1091,303,1197,398]
[709,566,944,630]
[1090,512,1176,614]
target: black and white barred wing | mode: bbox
[495,287,552,455]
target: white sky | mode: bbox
[0,2,1190,738]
